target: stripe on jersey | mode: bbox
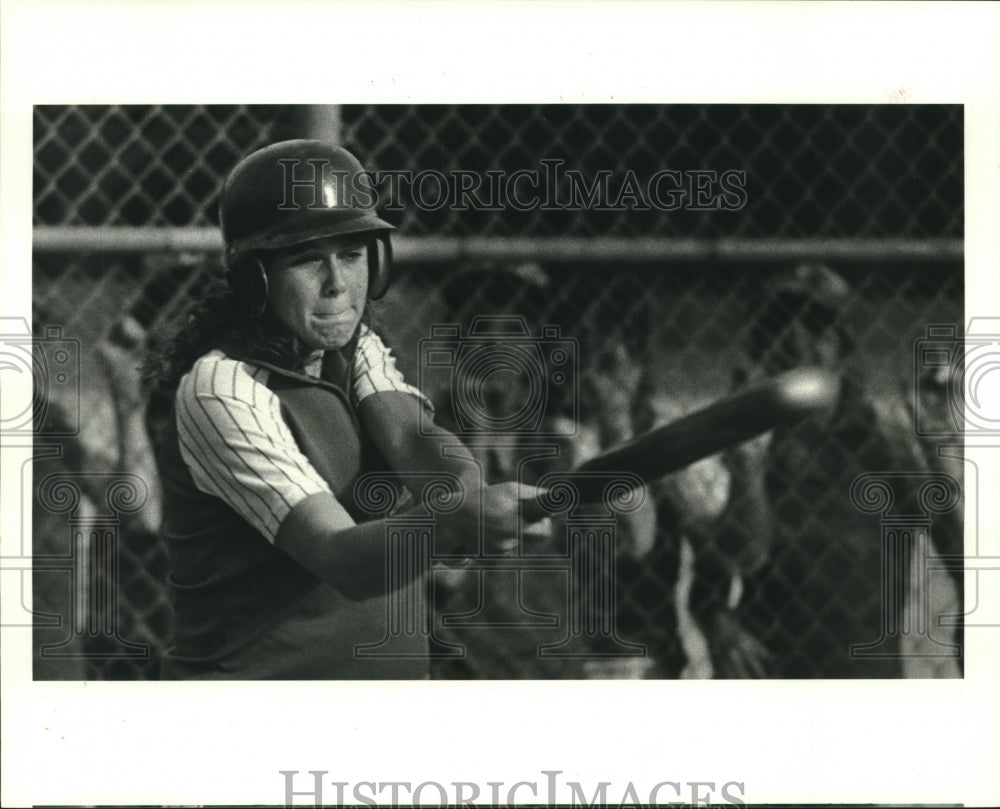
[354,326,433,413]
[176,352,331,542]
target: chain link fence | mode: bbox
[27,104,963,679]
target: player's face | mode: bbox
[265,235,369,351]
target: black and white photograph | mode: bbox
[27,102,966,683]
[2,2,998,808]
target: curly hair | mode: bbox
[141,282,294,386]
[143,279,373,393]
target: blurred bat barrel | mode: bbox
[524,367,839,511]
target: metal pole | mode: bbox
[32,228,965,264]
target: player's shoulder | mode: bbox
[178,350,272,403]
[355,323,389,355]
[354,324,399,374]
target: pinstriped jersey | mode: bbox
[175,325,428,542]
[159,326,431,678]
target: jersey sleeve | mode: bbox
[353,326,434,414]
[175,354,332,543]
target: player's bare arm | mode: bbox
[274,481,533,601]
[358,389,484,496]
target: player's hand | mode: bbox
[443,482,547,555]
[701,608,772,679]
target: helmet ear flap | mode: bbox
[226,256,269,317]
[367,235,393,301]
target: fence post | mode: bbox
[295,105,342,143]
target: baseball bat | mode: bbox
[523,367,838,515]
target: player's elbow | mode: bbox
[273,492,379,601]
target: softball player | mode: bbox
[150,140,532,679]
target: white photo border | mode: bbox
[2,1,998,806]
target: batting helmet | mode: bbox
[219,140,395,313]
